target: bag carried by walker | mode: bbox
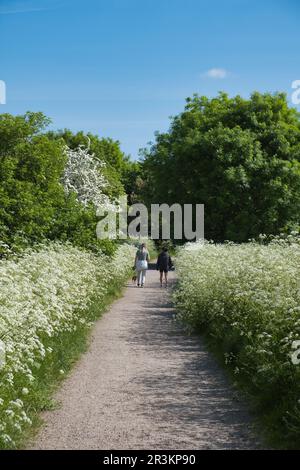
[136,259,148,271]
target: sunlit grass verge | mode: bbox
[0,242,135,449]
[174,236,300,449]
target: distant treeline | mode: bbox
[1,91,300,254]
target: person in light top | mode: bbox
[134,243,150,287]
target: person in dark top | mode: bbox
[156,247,173,288]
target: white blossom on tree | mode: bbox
[62,144,114,210]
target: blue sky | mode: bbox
[0,0,299,158]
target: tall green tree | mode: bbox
[0,113,130,254]
[142,92,300,241]
[0,113,67,248]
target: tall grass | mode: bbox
[0,242,135,448]
[174,236,300,448]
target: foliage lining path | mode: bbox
[31,268,260,450]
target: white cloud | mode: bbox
[202,68,230,79]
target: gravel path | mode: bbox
[31,267,261,450]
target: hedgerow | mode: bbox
[174,236,300,447]
[0,242,135,448]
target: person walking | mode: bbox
[156,247,173,288]
[135,243,150,287]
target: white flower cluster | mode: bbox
[174,237,300,436]
[62,144,114,210]
[0,242,135,447]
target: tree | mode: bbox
[0,113,67,249]
[46,129,130,199]
[0,113,122,255]
[62,144,112,210]
[141,92,300,241]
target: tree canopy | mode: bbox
[0,112,132,255]
[141,92,300,241]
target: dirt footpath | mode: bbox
[31,268,261,450]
